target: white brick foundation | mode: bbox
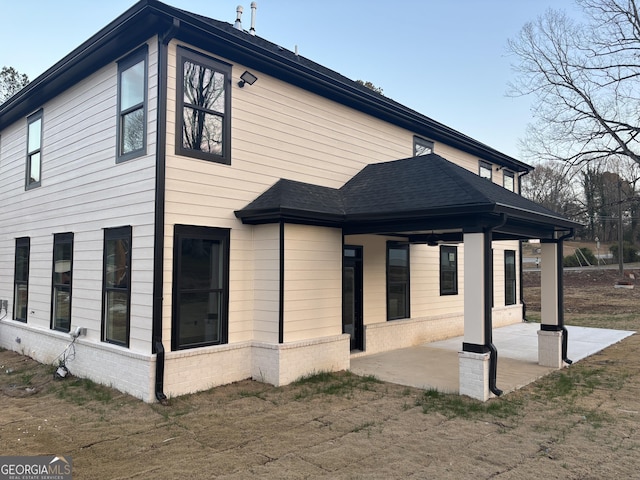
[458,350,491,401]
[538,329,563,368]
[252,334,350,386]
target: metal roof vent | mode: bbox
[250,2,257,36]
[234,5,243,30]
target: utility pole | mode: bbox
[618,179,624,278]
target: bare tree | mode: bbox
[508,0,640,167]
[0,66,29,103]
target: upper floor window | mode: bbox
[440,245,458,295]
[387,242,410,320]
[14,237,30,322]
[52,233,74,332]
[26,110,42,189]
[117,47,147,162]
[503,170,515,192]
[176,47,231,164]
[479,160,492,180]
[414,136,434,156]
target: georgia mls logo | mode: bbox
[0,455,72,480]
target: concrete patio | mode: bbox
[350,322,634,395]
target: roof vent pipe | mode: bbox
[250,2,257,35]
[234,5,243,30]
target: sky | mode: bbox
[0,0,585,161]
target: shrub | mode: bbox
[609,242,639,263]
[563,247,597,267]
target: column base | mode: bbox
[538,329,563,368]
[458,350,491,401]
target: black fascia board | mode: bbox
[0,0,174,131]
[493,203,581,230]
[1,0,531,173]
[234,207,345,227]
[140,3,532,173]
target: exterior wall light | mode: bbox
[238,71,258,87]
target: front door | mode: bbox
[343,246,363,351]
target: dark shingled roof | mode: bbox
[235,154,579,238]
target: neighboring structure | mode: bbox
[0,0,579,402]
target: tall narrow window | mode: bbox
[172,225,230,350]
[414,136,434,156]
[102,226,132,346]
[440,245,458,295]
[176,47,231,164]
[14,238,30,322]
[26,110,43,189]
[387,242,410,320]
[503,170,515,192]
[52,233,73,332]
[505,250,517,306]
[117,47,147,162]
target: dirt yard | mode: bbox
[1,267,639,479]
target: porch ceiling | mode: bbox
[234,154,581,240]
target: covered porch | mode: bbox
[236,154,583,400]
[350,322,634,394]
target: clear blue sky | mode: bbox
[1,0,583,161]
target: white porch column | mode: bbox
[459,232,491,401]
[538,241,563,367]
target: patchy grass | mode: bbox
[292,371,383,399]
[416,388,521,420]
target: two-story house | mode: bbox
[0,0,578,402]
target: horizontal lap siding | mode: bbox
[0,40,158,354]
[283,225,342,342]
[163,40,413,347]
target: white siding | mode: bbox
[283,224,342,342]
[0,39,159,359]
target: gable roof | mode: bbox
[0,0,531,173]
[235,154,579,240]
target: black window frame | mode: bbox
[479,160,492,180]
[13,237,30,322]
[413,136,434,156]
[440,245,458,296]
[102,226,132,347]
[116,46,148,163]
[386,242,410,320]
[176,46,232,165]
[172,225,230,350]
[505,250,517,306]
[503,169,515,192]
[26,110,43,190]
[51,233,74,332]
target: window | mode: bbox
[503,170,515,192]
[52,233,73,332]
[172,225,230,350]
[13,238,30,322]
[176,47,231,164]
[117,47,147,162]
[414,136,434,156]
[440,245,458,295]
[505,250,517,306]
[102,226,132,346]
[387,242,410,320]
[479,160,492,180]
[26,110,43,189]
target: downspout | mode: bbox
[153,18,180,404]
[486,213,507,397]
[557,229,574,365]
